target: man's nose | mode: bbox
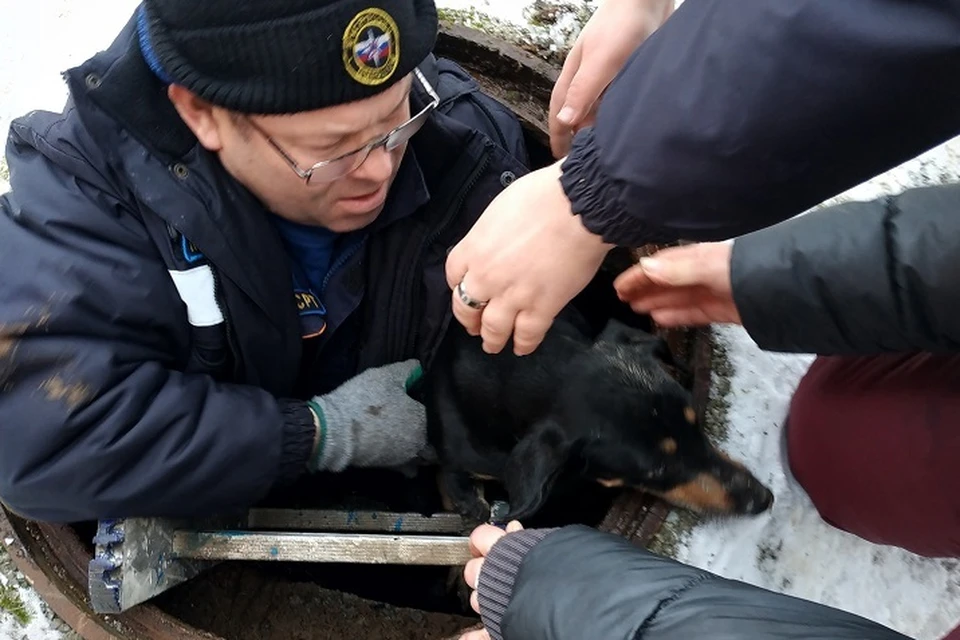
[352,144,396,183]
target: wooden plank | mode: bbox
[173,531,474,565]
[246,508,467,534]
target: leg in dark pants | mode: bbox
[787,353,960,640]
[787,352,960,558]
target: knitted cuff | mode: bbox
[276,399,319,484]
[478,528,558,640]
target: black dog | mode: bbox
[420,308,774,524]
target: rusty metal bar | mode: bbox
[246,508,467,533]
[173,530,473,565]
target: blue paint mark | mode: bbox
[270,547,279,557]
[393,517,404,532]
[155,552,165,584]
[347,511,358,525]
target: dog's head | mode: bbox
[501,319,774,521]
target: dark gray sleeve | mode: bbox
[481,525,909,640]
[732,184,960,355]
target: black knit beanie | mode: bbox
[137,0,438,114]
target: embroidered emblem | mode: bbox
[295,290,327,339]
[342,8,400,86]
[295,290,327,316]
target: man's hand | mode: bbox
[445,160,613,356]
[613,241,742,327]
[458,521,525,640]
[549,0,675,158]
[307,359,430,472]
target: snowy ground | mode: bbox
[1,2,959,639]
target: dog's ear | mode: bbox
[501,419,572,521]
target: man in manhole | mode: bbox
[0,0,528,524]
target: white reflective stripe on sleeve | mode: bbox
[168,265,225,327]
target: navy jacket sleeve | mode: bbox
[0,117,315,523]
[731,184,960,355]
[560,0,960,246]
[478,525,911,640]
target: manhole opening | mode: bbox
[67,244,658,630]
[61,75,684,640]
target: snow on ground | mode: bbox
[684,324,960,640]
[671,137,960,640]
[1,2,959,639]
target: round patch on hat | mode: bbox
[342,8,401,86]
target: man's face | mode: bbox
[176,75,414,232]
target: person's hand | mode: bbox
[307,359,431,472]
[458,521,525,640]
[445,160,614,356]
[549,0,675,158]
[613,241,742,327]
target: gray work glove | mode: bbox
[306,359,431,473]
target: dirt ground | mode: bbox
[156,562,479,640]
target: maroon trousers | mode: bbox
[787,353,960,640]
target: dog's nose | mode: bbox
[746,485,775,514]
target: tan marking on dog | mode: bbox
[683,406,697,424]
[658,473,734,513]
[596,478,625,488]
[659,438,678,455]
[469,472,498,481]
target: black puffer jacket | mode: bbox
[477,526,912,640]
[733,184,960,355]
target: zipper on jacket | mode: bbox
[210,268,243,380]
[320,237,367,299]
[387,141,494,359]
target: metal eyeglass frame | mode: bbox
[246,67,440,185]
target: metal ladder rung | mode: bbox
[172,530,473,565]
[246,508,467,533]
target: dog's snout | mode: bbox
[742,483,775,515]
[723,464,775,515]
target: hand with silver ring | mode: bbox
[456,280,489,310]
[446,159,613,356]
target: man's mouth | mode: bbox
[338,184,387,213]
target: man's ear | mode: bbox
[501,419,572,521]
[167,84,225,152]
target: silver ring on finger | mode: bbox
[456,280,489,310]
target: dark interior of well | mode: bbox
[67,126,670,640]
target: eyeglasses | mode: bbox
[247,67,440,185]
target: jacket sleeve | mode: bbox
[559,0,960,247]
[0,120,315,523]
[478,525,911,640]
[731,184,960,355]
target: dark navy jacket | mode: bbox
[561,0,960,355]
[0,15,528,522]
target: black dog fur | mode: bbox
[419,306,774,525]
